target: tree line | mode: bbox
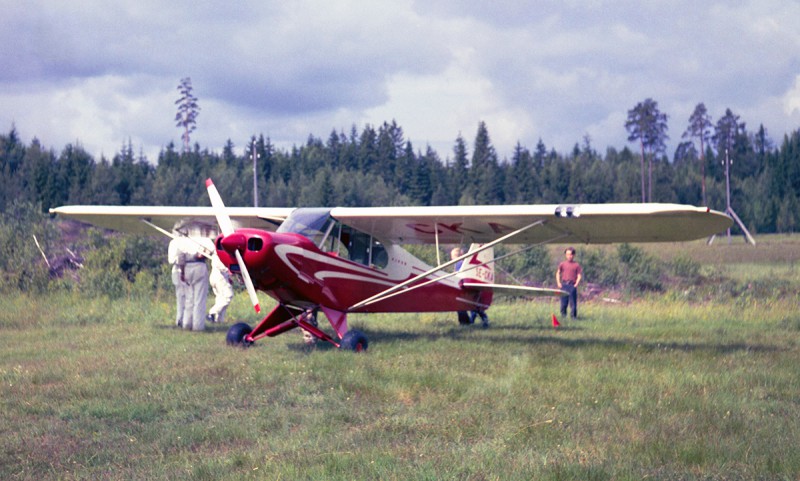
[1,104,799,235]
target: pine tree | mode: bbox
[625,98,669,202]
[174,77,200,153]
[470,121,502,204]
[451,134,469,204]
[682,103,712,205]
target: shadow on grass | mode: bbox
[152,323,230,333]
[363,323,782,356]
[151,318,781,356]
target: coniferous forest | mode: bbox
[2,108,800,236]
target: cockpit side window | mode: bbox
[371,240,388,269]
[338,225,388,269]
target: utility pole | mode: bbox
[709,137,756,245]
[252,140,260,207]
[723,146,756,245]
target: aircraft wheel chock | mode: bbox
[340,330,368,352]
[226,322,253,347]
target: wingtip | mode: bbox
[205,178,214,188]
[254,304,261,314]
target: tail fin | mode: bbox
[457,243,495,283]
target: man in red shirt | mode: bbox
[556,247,582,319]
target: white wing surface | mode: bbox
[330,203,732,244]
[49,205,293,234]
[50,202,732,245]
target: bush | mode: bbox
[669,253,701,280]
[79,232,169,299]
[580,247,621,286]
[498,244,552,284]
[0,201,61,293]
[617,243,663,291]
[80,236,127,298]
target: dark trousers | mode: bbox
[560,283,578,318]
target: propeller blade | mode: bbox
[205,178,234,236]
[206,178,260,314]
[235,249,261,314]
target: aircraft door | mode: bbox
[338,226,388,269]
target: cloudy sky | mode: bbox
[2,0,799,163]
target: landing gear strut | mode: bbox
[225,305,368,352]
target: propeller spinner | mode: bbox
[206,179,261,313]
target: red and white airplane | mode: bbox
[50,179,732,351]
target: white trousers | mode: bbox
[208,270,234,323]
[181,262,209,331]
[172,265,187,327]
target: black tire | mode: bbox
[340,329,368,352]
[226,322,253,347]
[457,311,472,325]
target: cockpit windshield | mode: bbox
[277,208,334,247]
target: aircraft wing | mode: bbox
[51,202,733,245]
[330,203,733,245]
[48,205,293,235]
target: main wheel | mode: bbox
[339,329,368,352]
[226,322,253,347]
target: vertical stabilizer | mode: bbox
[458,243,495,284]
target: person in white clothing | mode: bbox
[180,237,209,331]
[168,234,191,327]
[206,244,234,324]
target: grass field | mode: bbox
[2,236,799,480]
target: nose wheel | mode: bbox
[226,322,253,347]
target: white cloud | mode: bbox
[783,75,800,116]
[2,0,800,165]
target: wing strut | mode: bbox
[352,230,569,310]
[434,222,441,266]
[349,220,546,311]
[140,219,213,260]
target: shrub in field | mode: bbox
[79,231,168,299]
[0,201,60,293]
[669,252,701,280]
[80,234,127,298]
[498,244,552,284]
[0,205,182,298]
[581,247,622,286]
[617,243,663,291]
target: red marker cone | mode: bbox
[552,314,560,328]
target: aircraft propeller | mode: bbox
[205,179,261,313]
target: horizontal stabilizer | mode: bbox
[462,283,567,297]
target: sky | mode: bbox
[2,0,800,164]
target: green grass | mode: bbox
[2,235,800,479]
[2,292,799,480]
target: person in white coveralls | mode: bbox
[178,236,209,331]
[206,247,234,324]
[168,234,191,328]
